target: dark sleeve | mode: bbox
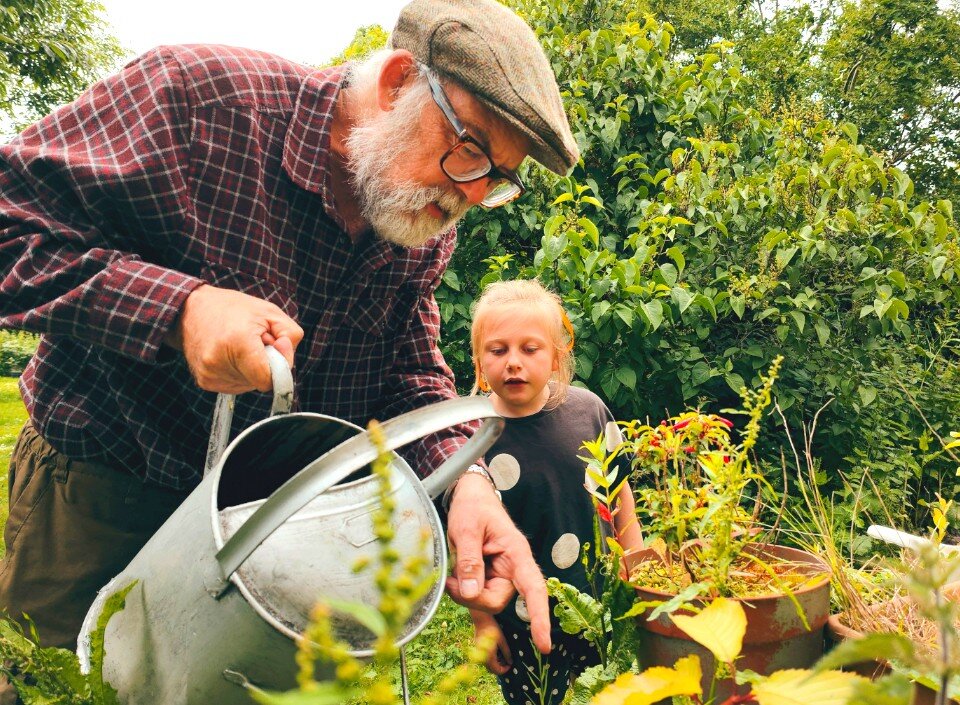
[0,47,204,362]
[377,230,480,480]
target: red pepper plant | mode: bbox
[620,356,790,599]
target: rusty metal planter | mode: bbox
[629,543,831,700]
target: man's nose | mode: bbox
[455,178,490,206]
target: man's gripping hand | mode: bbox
[445,473,552,654]
[165,284,304,393]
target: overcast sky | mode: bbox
[98,1,410,67]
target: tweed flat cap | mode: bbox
[391,0,580,175]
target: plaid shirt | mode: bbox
[0,45,475,490]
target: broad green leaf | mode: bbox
[788,310,805,334]
[690,361,712,386]
[729,294,745,319]
[666,246,685,274]
[671,286,694,314]
[579,217,600,247]
[752,669,866,705]
[725,373,745,394]
[590,655,702,705]
[670,597,746,664]
[582,196,605,209]
[886,270,906,290]
[547,578,604,639]
[616,366,637,390]
[641,300,663,331]
[441,269,460,291]
[857,385,877,407]
[932,255,948,278]
[552,192,574,205]
[814,319,830,345]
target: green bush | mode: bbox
[436,3,960,532]
[0,331,38,377]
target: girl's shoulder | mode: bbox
[557,385,616,422]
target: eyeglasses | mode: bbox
[420,64,525,208]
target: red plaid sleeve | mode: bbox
[0,48,204,361]
[380,231,481,479]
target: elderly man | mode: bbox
[0,0,578,668]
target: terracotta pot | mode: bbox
[826,582,960,705]
[628,543,831,702]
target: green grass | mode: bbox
[0,377,503,702]
[0,376,27,558]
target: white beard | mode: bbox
[345,84,470,248]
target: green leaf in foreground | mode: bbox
[89,581,138,705]
[547,578,604,642]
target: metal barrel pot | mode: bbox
[628,543,831,703]
[76,348,503,705]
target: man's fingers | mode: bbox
[511,560,552,654]
[236,342,273,393]
[445,575,514,611]
[268,334,296,368]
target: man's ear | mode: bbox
[377,49,418,111]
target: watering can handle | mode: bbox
[203,346,294,476]
[212,396,504,596]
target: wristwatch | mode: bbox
[442,463,501,511]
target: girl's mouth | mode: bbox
[504,378,526,386]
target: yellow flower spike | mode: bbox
[590,655,702,705]
[751,668,867,705]
[669,597,747,664]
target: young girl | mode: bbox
[468,279,642,705]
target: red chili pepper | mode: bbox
[723,455,731,463]
[718,417,734,428]
[683,445,695,453]
[649,438,660,447]
[673,419,692,431]
[597,504,613,523]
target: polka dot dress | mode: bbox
[482,387,625,704]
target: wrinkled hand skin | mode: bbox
[166,284,304,393]
[445,473,552,654]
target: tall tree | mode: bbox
[820,0,960,202]
[0,0,123,133]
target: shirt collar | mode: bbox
[282,64,347,226]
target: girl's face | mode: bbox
[478,306,559,417]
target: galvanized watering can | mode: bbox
[76,347,503,705]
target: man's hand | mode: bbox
[445,473,552,654]
[165,284,304,393]
[470,609,513,675]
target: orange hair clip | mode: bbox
[561,309,575,352]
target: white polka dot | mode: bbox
[489,453,521,490]
[522,685,528,691]
[552,689,559,695]
[551,533,581,569]
[605,420,624,451]
[515,595,531,622]
[518,650,524,657]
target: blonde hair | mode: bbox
[470,279,575,408]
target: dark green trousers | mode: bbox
[0,423,187,650]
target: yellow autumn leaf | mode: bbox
[590,654,702,705]
[752,668,867,705]
[669,597,747,664]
